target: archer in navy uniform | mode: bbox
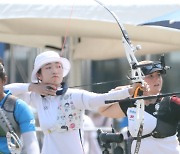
[99,60,180,154]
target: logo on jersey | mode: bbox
[153,103,160,115]
[130,115,134,119]
[30,119,35,125]
[129,110,136,114]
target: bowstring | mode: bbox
[60,0,77,57]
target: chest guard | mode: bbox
[0,95,20,137]
[45,92,84,134]
[152,96,178,138]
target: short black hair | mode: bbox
[0,63,6,80]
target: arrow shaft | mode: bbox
[105,92,180,104]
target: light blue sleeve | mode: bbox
[14,99,36,133]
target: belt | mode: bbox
[43,125,69,134]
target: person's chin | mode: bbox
[153,86,161,92]
[52,79,62,85]
[152,91,160,95]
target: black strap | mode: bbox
[56,82,68,95]
[133,133,152,140]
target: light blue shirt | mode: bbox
[0,90,36,154]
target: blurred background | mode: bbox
[1,0,180,153]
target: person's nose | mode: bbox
[155,75,161,82]
[52,66,58,74]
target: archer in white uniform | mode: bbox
[5,51,138,154]
[99,60,180,154]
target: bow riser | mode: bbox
[122,37,144,84]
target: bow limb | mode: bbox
[122,33,145,154]
[93,0,144,84]
[93,1,145,153]
[122,37,144,84]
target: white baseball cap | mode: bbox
[31,51,71,83]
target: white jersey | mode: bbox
[127,107,180,154]
[119,98,180,154]
[5,83,130,154]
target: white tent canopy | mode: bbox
[0,0,180,60]
[1,0,180,24]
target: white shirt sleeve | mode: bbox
[21,131,40,154]
[73,88,130,110]
[4,83,33,106]
[5,83,30,95]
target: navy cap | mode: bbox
[141,63,164,75]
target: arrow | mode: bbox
[105,92,180,104]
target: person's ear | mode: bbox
[3,76,8,85]
[36,73,42,81]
